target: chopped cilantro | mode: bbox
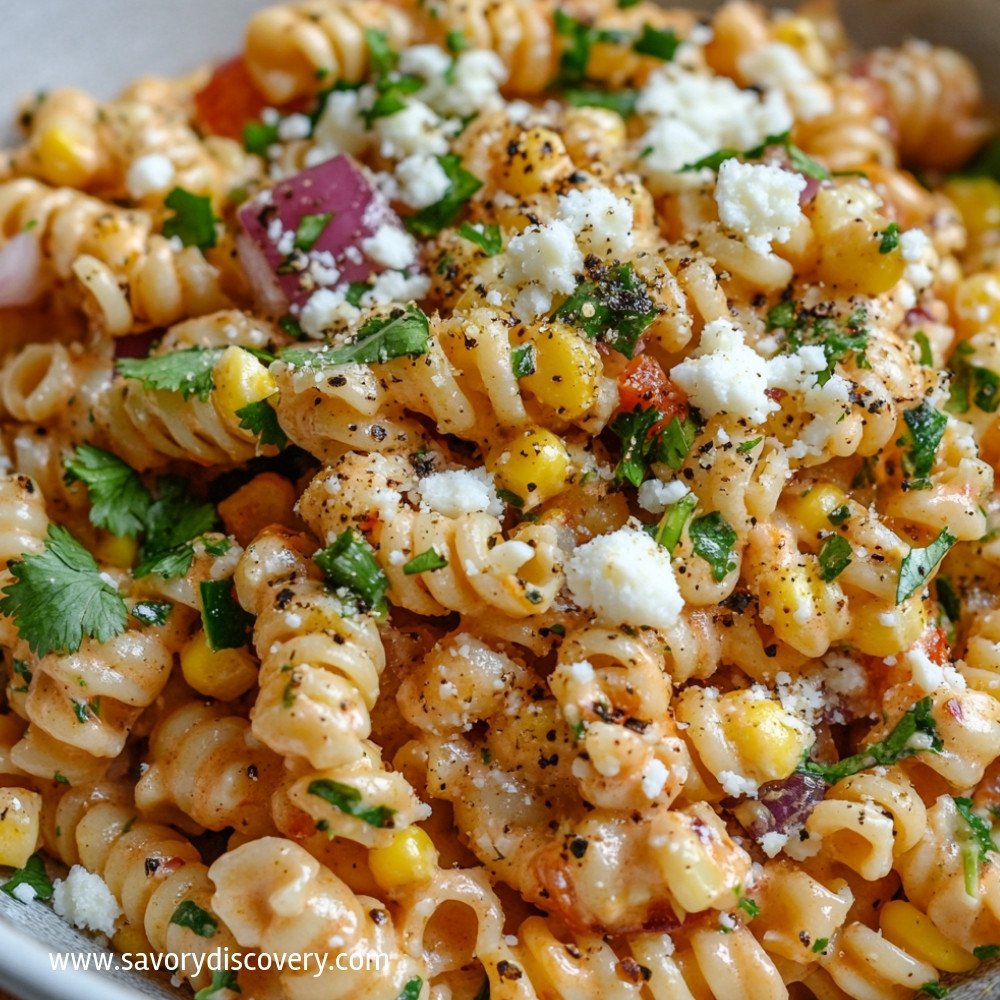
[307,778,396,828]
[345,281,372,307]
[1,854,53,902]
[897,528,956,603]
[917,983,948,998]
[118,347,223,401]
[402,548,448,575]
[811,938,829,954]
[131,600,173,627]
[235,395,288,448]
[827,505,851,526]
[561,87,638,118]
[879,222,900,254]
[913,330,934,367]
[457,221,502,256]
[0,525,128,656]
[946,341,1000,414]
[817,534,852,582]
[771,302,869,385]
[199,580,254,650]
[650,492,696,553]
[766,299,798,331]
[243,120,279,155]
[900,400,947,490]
[497,488,524,509]
[936,576,961,623]
[799,697,941,783]
[135,476,219,579]
[278,314,305,339]
[64,444,151,539]
[551,262,658,357]
[396,977,423,1000]
[553,9,628,88]
[511,343,536,379]
[169,900,218,938]
[955,795,998,897]
[734,886,760,919]
[690,511,737,581]
[314,529,389,616]
[737,437,763,453]
[293,212,333,251]
[161,187,218,249]
[632,24,679,61]
[405,154,482,236]
[10,657,31,693]
[682,131,830,180]
[445,30,467,54]
[361,74,423,126]
[974,945,1000,961]
[280,305,430,368]
[610,408,696,486]
[194,970,241,1000]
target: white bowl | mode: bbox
[1,1,998,998]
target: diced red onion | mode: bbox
[744,772,827,841]
[0,232,43,308]
[237,154,408,318]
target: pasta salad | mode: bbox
[1,2,1000,999]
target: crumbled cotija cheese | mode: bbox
[52,865,121,937]
[126,153,175,200]
[714,159,807,254]
[415,467,503,518]
[504,219,584,320]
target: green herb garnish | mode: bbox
[314,529,389,616]
[689,511,737,581]
[162,187,218,249]
[307,778,396,828]
[817,534,852,582]
[897,528,956,603]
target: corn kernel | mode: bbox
[368,827,438,891]
[880,900,977,973]
[35,125,97,188]
[759,560,846,658]
[218,473,298,547]
[181,631,258,701]
[520,322,600,420]
[212,345,278,434]
[849,596,927,657]
[499,128,572,197]
[488,428,571,509]
[720,693,810,783]
[561,107,626,164]
[942,177,1000,240]
[789,483,849,538]
[953,272,1000,337]
[94,532,138,570]
[0,787,42,868]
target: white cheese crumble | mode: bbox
[714,159,806,254]
[126,153,174,200]
[415,467,503,518]
[900,228,931,263]
[504,219,583,320]
[392,153,451,208]
[760,831,789,858]
[905,645,966,694]
[738,43,832,121]
[299,287,360,337]
[641,759,669,799]
[671,319,774,423]
[637,478,689,514]
[399,45,507,118]
[376,99,451,159]
[565,526,684,631]
[307,89,371,161]
[557,186,634,258]
[11,882,37,904]
[718,769,759,798]
[360,223,419,270]
[52,866,121,937]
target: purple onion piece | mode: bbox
[744,771,828,841]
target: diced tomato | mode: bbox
[919,626,951,665]
[616,355,688,420]
[194,57,268,141]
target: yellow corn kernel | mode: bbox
[488,428,571,509]
[180,631,258,701]
[93,532,138,570]
[498,128,573,197]
[368,827,438,891]
[942,177,1000,240]
[218,472,298,547]
[520,322,600,420]
[952,272,1000,337]
[35,124,97,188]
[880,900,977,973]
[720,693,811,783]
[789,483,849,538]
[759,560,847,658]
[561,106,627,164]
[212,345,278,434]
[0,787,42,868]
[849,596,927,657]
[772,17,831,73]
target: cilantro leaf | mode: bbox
[955,796,998,864]
[64,444,151,539]
[818,534,852,582]
[650,492,697,553]
[811,938,829,954]
[610,408,696,485]
[561,87,637,118]
[135,476,219,579]
[900,400,947,489]
[946,341,1000,415]
[897,528,956,603]
[397,977,423,1000]
[345,281,372,307]
[974,945,1000,961]
[775,302,869,385]
[364,27,398,77]
[194,971,241,1000]
[117,347,224,401]
[243,119,279,156]
[1,854,53,902]
[632,24,679,61]
[682,131,830,180]
[294,212,333,251]
[280,305,430,369]
[199,580,254,650]
[314,529,389,616]
[936,576,961,623]
[913,330,934,367]
[689,511,737,581]
[235,395,288,448]
[551,262,657,358]
[131,600,173,626]
[457,221,502,256]
[552,10,628,87]
[0,525,128,656]
[307,778,396,828]
[405,155,482,236]
[9,657,31,693]
[162,187,218,249]
[917,983,948,998]
[737,437,763,453]
[827,505,852,527]
[403,548,448,575]
[361,75,423,127]
[511,343,536,379]
[800,697,942,783]
[170,900,218,938]
[879,222,900,254]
